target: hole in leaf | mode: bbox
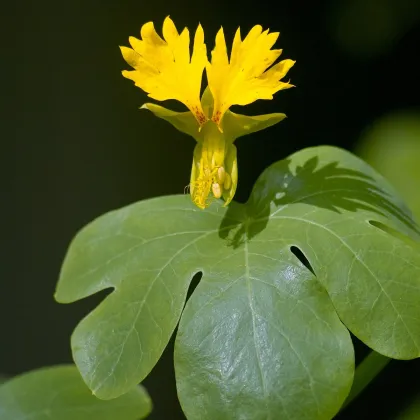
[142,329,184,419]
[350,332,372,366]
[185,271,203,303]
[368,220,420,248]
[290,246,316,275]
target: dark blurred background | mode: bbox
[5,0,420,418]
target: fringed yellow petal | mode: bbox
[120,16,208,126]
[120,47,145,70]
[206,24,295,127]
[230,28,242,64]
[261,59,295,84]
[206,28,230,126]
[162,16,179,44]
[212,28,229,67]
[141,22,166,46]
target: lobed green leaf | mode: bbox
[56,146,420,419]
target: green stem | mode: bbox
[342,350,391,409]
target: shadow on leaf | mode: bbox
[219,153,419,249]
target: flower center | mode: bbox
[191,123,232,209]
[192,164,232,209]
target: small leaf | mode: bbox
[56,146,420,420]
[0,365,152,420]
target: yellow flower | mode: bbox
[120,17,295,209]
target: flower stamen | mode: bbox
[192,162,228,209]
